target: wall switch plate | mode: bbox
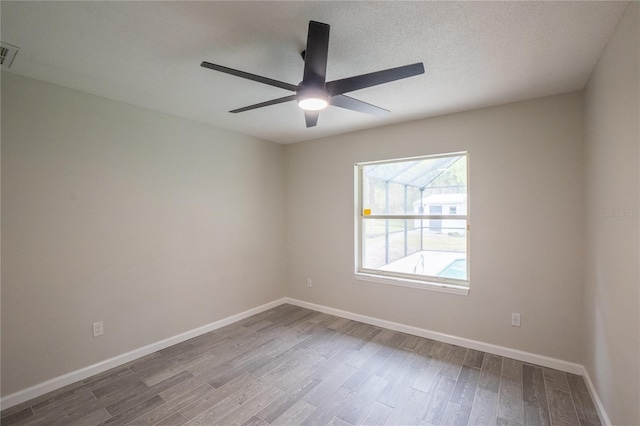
[306,278,313,288]
[511,313,521,327]
[93,321,104,337]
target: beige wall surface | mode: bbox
[583,3,640,425]
[285,92,585,363]
[1,73,286,396]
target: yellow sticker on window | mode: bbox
[363,209,371,216]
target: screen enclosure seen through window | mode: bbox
[355,152,469,292]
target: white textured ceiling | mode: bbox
[1,1,627,144]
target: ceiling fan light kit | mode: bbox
[201,20,425,128]
[297,87,330,111]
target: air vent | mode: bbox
[0,43,20,68]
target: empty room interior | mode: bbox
[1,2,638,426]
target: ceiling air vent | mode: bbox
[0,43,20,68]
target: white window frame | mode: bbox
[354,152,470,296]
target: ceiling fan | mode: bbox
[201,21,425,128]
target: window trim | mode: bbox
[354,152,470,295]
[354,272,470,296]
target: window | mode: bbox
[355,152,469,294]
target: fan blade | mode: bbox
[326,63,424,96]
[302,21,330,86]
[229,95,297,113]
[330,95,389,117]
[201,62,298,92]
[305,111,319,128]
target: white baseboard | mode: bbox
[0,298,286,411]
[284,297,584,374]
[581,367,612,426]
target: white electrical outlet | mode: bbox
[511,313,521,327]
[307,278,313,288]
[93,321,104,337]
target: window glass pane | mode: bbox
[362,219,420,269]
[362,179,422,215]
[362,219,467,281]
[422,155,467,200]
[362,155,467,216]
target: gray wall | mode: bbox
[285,92,585,363]
[1,73,286,396]
[583,3,640,425]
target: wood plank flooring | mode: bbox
[1,304,602,426]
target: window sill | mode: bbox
[354,272,470,296]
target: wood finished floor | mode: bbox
[1,304,602,426]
